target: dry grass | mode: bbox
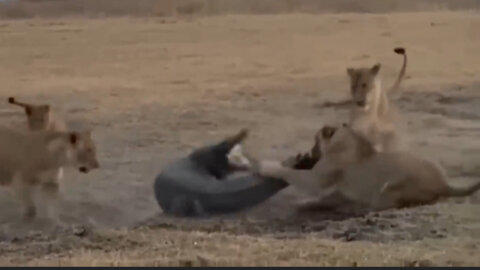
[0,9,479,266]
[0,226,477,266]
[0,0,480,19]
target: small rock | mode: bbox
[335,228,359,242]
[310,224,326,231]
[197,255,209,266]
[179,259,193,267]
[345,233,357,242]
[405,259,432,267]
[10,237,19,243]
[73,226,87,237]
[364,218,376,226]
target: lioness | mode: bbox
[7,97,72,221]
[345,47,407,153]
[322,47,406,108]
[0,126,99,220]
[249,124,480,211]
[320,48,407,153]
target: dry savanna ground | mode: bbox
[0,10,479,266]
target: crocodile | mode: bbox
[153,129,295,217]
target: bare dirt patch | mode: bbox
[0,11,479,266]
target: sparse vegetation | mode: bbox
[0,0,479,267]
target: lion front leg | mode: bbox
[35,167,63,225]
[255,160,325,196]
[41,181,62,223]
[38,167,65,225]
[12,173,36,221]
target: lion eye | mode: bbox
[321,127,336,139]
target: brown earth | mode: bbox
[0,10,479,266]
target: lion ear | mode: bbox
[370,63,381,75]
[41,105,50,111]
[346,67,356,77]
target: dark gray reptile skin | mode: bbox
[153,132,289,218]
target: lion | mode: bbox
[7,97,73,221]
[346,48,408,153]
[247,123,480,212]
[0,126,99,220]
[322,47,408,153]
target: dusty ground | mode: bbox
[0,11,479,266]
